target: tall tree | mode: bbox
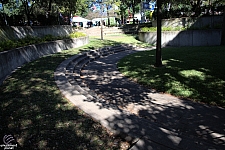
[124,0,141,24]
[222,7,225,45]
[118,0,128,24]
[0,0,9,25]
[217,0,225,45]
[155,0,162,67]
[21,0,36,26]
[104,0,114,26]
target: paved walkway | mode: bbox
[55,47,225,149]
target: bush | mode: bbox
[43,34,55,41]
[0,32,86,52]
[140,27,157,32]
[140,27,186,32]
[69,32,86,38]
[0,40,16,50]
[140,24,222,32]
[18,36,43,45]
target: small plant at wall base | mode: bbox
[140,25,222,32]
[140,27,187,32]
[69,32,86,38]
[0,32,86,52]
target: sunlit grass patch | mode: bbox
[118,46,225,107]
[91,34,152,48]
[179,70,206,80]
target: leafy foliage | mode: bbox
[140,26,186,32]
[69,32,87,38]
[140,23,222,32]
[0,0,90,26]
[0,32,86,52]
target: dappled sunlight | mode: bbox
[17,131,29,147]
[0,45,126,149]
[179,69,206,81]
[166,134,182,146]
[118,47,225,106]
[1,33,224,149]
[165,80,195,97]
[199,67,210,72]
[38,140,48,149]
[198,125,225,145]
[163,58,183,65]
[105,100,225,149]
[20,119,33,129]
[55,121,75,129]
[77,49,223,147]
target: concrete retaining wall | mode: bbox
[139,30,222,47]
[0,25,73,41]
[152,16,223,28]
[0,36,89,85]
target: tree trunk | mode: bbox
[220,6,225,45]
[107,7,110,27]
[47,0,52,25]
[2,3,8,26]
[48,0,52,12]
[196,0,201,16]
[24,0,31,26]
[121,14,124,24]
[191,0,201,16]
[155,0,162,67]
[132,3,135,24]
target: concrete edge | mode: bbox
[0,36,89,86]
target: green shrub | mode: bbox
[43,34,56,41]
[69,32,86,38]
[0,32,86,52]
[140,26,186,32]
[15,42,21,48]
[140,27,157,32]
[0,40,16,50]
[162,26,186,31]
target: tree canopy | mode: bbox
[0,0,89,25]
[0,0,224,26]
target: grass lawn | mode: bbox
[117,46,225,107]
[90,34,150,48]
[0,35,147,149]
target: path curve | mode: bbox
[55,46,225,150]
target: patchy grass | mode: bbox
[117,46,225,107]
[0,36,142,149]
[90,34,151,48]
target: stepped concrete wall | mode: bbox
[0,36,89,85]
[152,16,223,28]
[0,25,73,41]
[139,30,221,47]
[83,26,123,36]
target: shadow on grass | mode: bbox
[117,46,225,107]
[0,39,130,149]
[77,50,225,149]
